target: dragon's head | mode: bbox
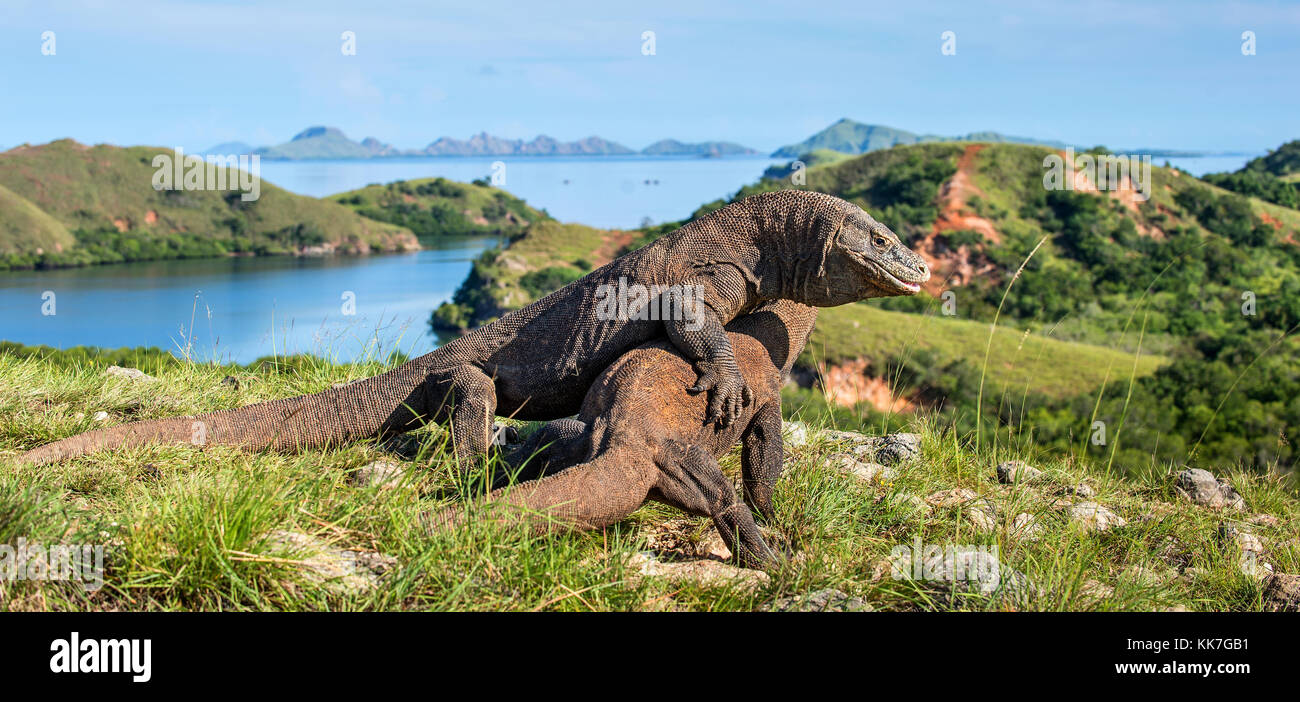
[810,206,931,305]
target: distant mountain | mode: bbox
[640,139,759,156]
[254,126,398,160]
[218,127,763,160]
[423,132,634,156]
[771,118,1068,158]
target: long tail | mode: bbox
[20,356,438,466]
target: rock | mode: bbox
[627,551,770,591]
[768,588,871,612]
[1067,482,1097,499]
[266,530,397,595]
[349,460,407,489]
[694,531,733,561]
[1175,468,1245,511]
[1218,523,1265,554]
[821,429,871,445]
[91,411,110,423]
[966,499,998,532]
[851,433,921,466]
[782,421,810,447]
[105,365,156,382]
[220,375,241,390]
[875,433,922,465]
[1067,502,1127,532]
[1248,514,1281,527]
[913,546,1033,603]
[1011,512,1043,541]
[995,460,1043,484]
[1262,574,1300,612]
[828,453,893,484]
[1217,524,1271,579]
[925,488,978,508]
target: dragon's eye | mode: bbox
[873,235,889,248]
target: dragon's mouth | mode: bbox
[880,267,922,294]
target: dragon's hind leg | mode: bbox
[497,418,588,487]
[650,440,778,569]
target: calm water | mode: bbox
[258,155,784,229]
[0,238,497,363]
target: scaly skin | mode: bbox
[20,190,929,468]
[428,300,823,570]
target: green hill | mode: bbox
[0,184,75,256]
[0,139,418,269]
[771,118,1068,158]
[431,219,624,331]
[330,176,547,240]
[1202,140,1300,209]
[807,304,1165,401]
[1245,140,1300,176]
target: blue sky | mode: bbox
[2,0,1297,154]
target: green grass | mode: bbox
[806,303,1166,400]
[1,352,1293,611]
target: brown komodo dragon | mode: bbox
[429,299,820,569]
[21,190,929,468]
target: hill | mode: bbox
[1202,140,1300,209]
[423,132,635,156]
[771,118,1068,158]
[330,176,548,240]
[641,139,759,156]
[431,219,625,332]
[203,128,762,160]
[255,126,398,160]
[0,139,418,269]
[0,184,76,256]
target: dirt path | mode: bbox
[914,143,1001,293]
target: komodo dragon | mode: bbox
[21,190,929,467]
[429,300,821,569]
